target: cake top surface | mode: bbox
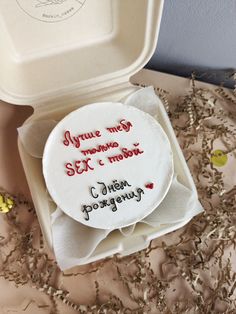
[42,102,173,229]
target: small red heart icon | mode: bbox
[145,183,154,189]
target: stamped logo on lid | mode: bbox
[16,0,86,23]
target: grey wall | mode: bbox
[148,0,236,87]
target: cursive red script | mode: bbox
[108,143,144,164]
[106,119,133,134]
[63,130,101,148]
[81,142,119,156]
[65,158,94,176]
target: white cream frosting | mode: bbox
[42,102,174,229]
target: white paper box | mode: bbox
[0,0,199,264]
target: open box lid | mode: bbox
[0,0,163,106]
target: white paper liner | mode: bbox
[124,86,161,118]
[18,87,204,270]
[142,176,203,225]
[51,208,110,269]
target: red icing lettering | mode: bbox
[122,148,133,158]
[98,160,105,166]
[106,119,133,133]
[63,130,73,146]
[106,127,118,133]
[75,160,82,174]
[120,119,132,132]
[108,155,120,163]
[79,134,86,141]
[63,130,101,148]
[65,158,94,176]
[65,162,75,176]
[73,136,81,148]
[82,158,94,172]
[95,131,101,137]
[81,142,119,156]
[108,143,144,164]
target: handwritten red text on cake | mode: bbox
[65,158,94,176]
[63,118,145,176]
[106,119,132,133]
[108,143,144,164]
[63,130,101,148]
[81,142,119,156]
